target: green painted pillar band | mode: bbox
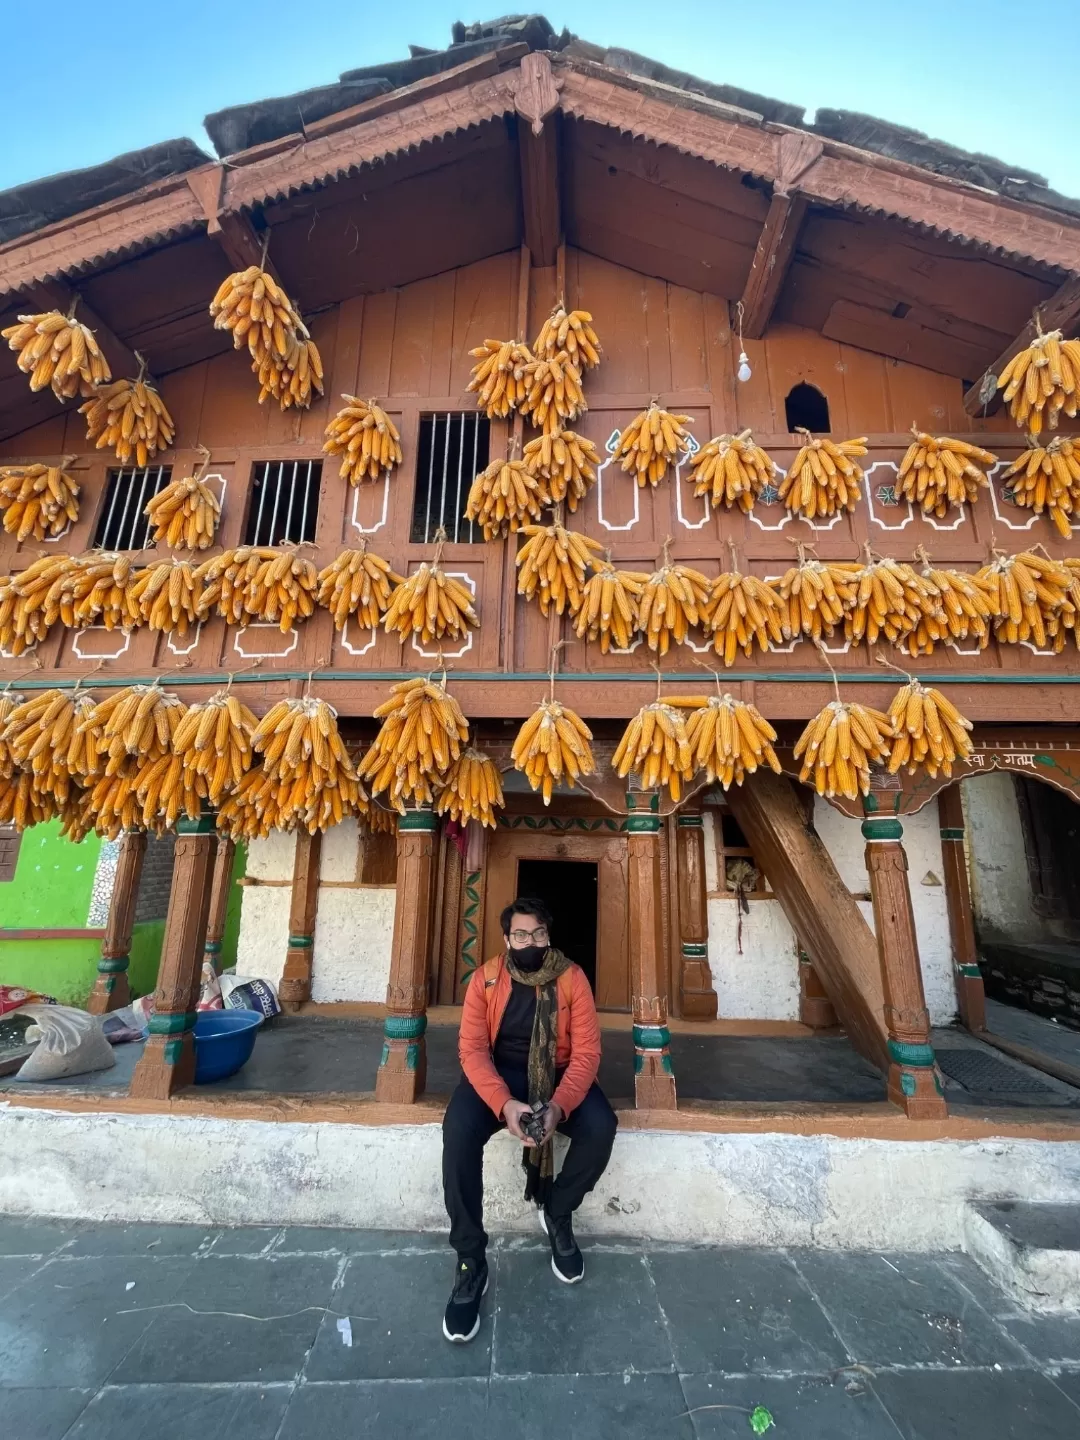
[383,1014,428,1041]
[681,942,708,958]
[625,791,659,814]
[887,1038,936,1068]
[399,808,438,832]
[676,814,704,828]
[177,808,217,835]
[625,814,661,833]
[203,940,222,955]
[862,817,904,842]
[939,828,965,841]
[148,1011,197,1037]
[633,1024,671,1049]
[287,935,313,949]
[956,963,983,978]
[97,956,130,974]
[634,1052,674,1075]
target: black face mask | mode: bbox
[507,943,547,972]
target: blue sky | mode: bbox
[4,2,1079,199]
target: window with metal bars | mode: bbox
[92,466,172,550]
[243,459,321,547]
[0,825,20,883]
[410,412,490,544]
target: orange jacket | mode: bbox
[458,953,602,1120]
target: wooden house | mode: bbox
[3,16,1080,1120]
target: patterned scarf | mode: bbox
[504,946,572,1206]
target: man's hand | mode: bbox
[502,1099,537,1145]
[540,1100,563,1143]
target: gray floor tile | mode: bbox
[792,1251,1028,1368]
[648,1249,848,1376]
[279,1378,489,1438]
[0,1256,45,1303]
[65,1222,216,1258]
[204,1227,281,1256]
[494,1249,673,1376]
[110,1255,340,1384]
[274,1226,445,1255]
[303,1251,492,1380]
[680,1373,898,1438]
[0,1217,81,1257]
[1,1387,94,1440]
[66,1384,292,1440]
[0,1255,191,1388]
[1051,1370,1080,1409]
[996,1311,1080,1365]
[873,1368,1080,1438]
[490,1373,693,1439]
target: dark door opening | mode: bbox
[515,859,599,993]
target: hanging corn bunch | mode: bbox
[895,431,995,517]
[79,356,175,466]
[323,396,403,484]
[0,690,22,777]
[1,566,58,655]
[515,518,604,617]
[129,559,203,636]
[435,748,504,828]
[82,684,188,775]
[636,539,711,655]
[668,691,782,788]
[1057,558,1080,649]
[995,322,1080,435]
[143,451,220,550]
[615,402,692,488]
[466,339,534,418]
[778,431,867,520]
[252,695,364,832]
[172,690,259,805]
[209,262,323,410]
[465,451,544,539]
[218,766,291,840]
[0,771,57,831]
[366,806,398,836]
[382,530,479,646]
[770,545,860,643]
[358,676,469,812]
[195,546,318,632]
[706,543,788,665]
[511,690,595,806]
[522,429,600,511]
[689,429,775,511]
[84,764,163,839]
[903,550,997,656]
[0,688,100,804]
[0,461,80,542]
[519,352,587,434]
[134,752,207,829]
[885,675,974,778]
[573,559,649,652]
[533,306,602,369]
[1001,437,1080,538]
[793,653,894,801]
[845,549,938,648]
[316,544,402,632]
[53,552,141,631]
[975,548,1071,648]
[613,700,694,802]
[2,305,111,400]
[58,788,96,843]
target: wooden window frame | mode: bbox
[0,825,21,883]
[92,465,172,550]
[243,458,322,547]
[409,411,490,545]
[709,803,772,900]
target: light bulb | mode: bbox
[737,351,752,383]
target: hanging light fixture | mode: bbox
[734,301,752,383]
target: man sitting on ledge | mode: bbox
[441,895,618,1342]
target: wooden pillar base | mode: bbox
[633,1022,677,1110]
[799,952,838,1030]
[278,937,314,1012]
[375,1014,428,1104]
[886,1038,947,1118]
[278,831,321,1011]
[680,947,719,1020]
[86,961,131,1015]
[132,1023,196,1100]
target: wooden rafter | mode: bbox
[963,274,1080,416]
[737,135,821,339]
[185,167,279,279]
[514,54,563,269]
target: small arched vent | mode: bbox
[784,383,830,434]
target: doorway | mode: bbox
[516,859,599,993]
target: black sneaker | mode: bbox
[540,1206,585,1284]
[442,1257,488,1343]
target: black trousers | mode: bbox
[442,1066,618,1262]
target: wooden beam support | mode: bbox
[184,167,281,280]
[676,808,717,1020]
[963,275,1080,417]
[375,807,437,1103]
[203,834,236,978]
[27,278,140,382]
[798,948,838,1030]
[517,114,562,270]
[627,792,677,1109]
[938,785,987,1033]
[823,298,993,380]
[738,193,808,341]
[278,831,322,1010]
[87,829,146,1015]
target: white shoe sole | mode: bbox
[441,1274,489,1343]
[539,1206,585,1284]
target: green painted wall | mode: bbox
[220,842,248,972]
[0,820,99,928]
[0,938,101,1005]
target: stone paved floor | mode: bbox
[2,1220,1079,1438]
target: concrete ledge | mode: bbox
[964,1202,1080,1314]
[3,1101,1080,1250]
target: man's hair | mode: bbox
[500,896,553,937]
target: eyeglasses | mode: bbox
[509,926,549,945]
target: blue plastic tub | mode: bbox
[193,1009,263,1084]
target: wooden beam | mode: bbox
[738,192,808,340]
[184,169,278,278]
[963,274,1080,416]
[517,114,562,269]
[823,298,993,380]
[27,278,140,381]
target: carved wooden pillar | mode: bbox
[938,784,986,1033]
[278,830,322,1011]
[627,792,677,1110]
[87,829,146,1014]
[798,947,838,1029]
[862,800,947,1118]
[130,811,217,1099]
[375,807,437,1103]
[202,835,236,977]
[676,809,717,1019]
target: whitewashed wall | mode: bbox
[235,820,395,1001]
[961,771,1048,947]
